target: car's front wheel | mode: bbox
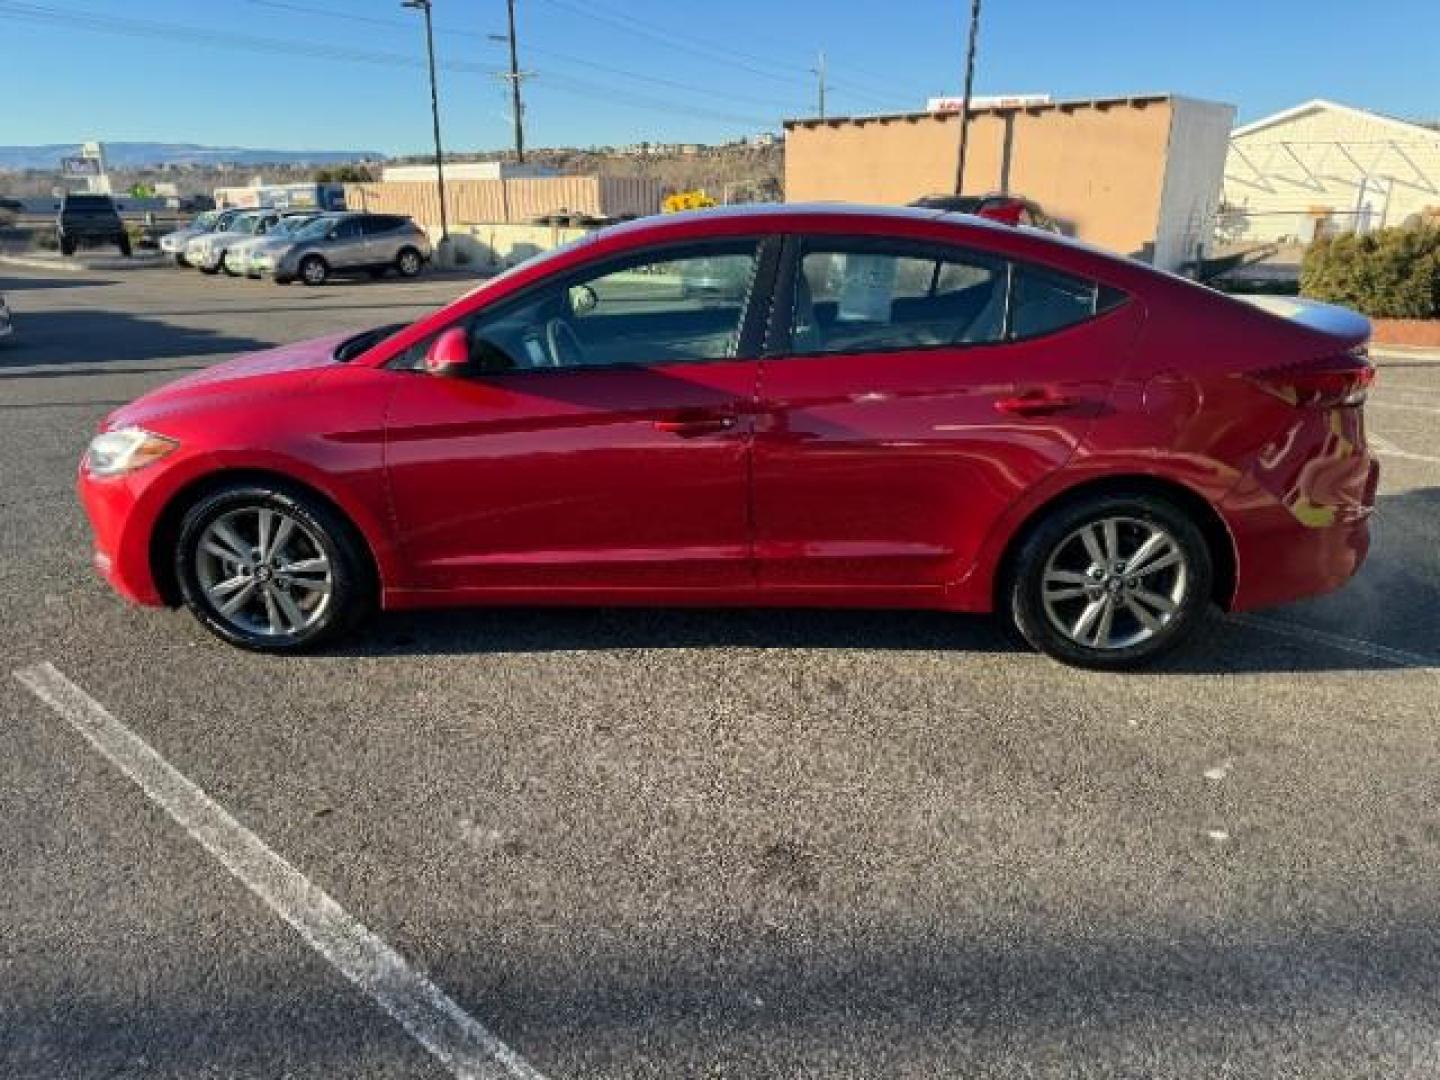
[1007,493,1213,670]
[174,483,373,652]
[299,255,328,286]
[395,248,423,277]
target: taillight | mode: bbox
[1248,348,1375,408]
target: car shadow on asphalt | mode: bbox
[0,309,272,366]
[331,605,1416,676]
[335,486,1440,677]
[0,274,118,291]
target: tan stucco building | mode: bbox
[1224,99,1440,242]
[784,94,1235,272]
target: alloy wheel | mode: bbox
[194,506,332,639]
[1040,516,1189,651]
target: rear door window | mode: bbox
[788,239,1008,355]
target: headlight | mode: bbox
[85,428,178,477]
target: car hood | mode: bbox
[191,228,249,245]
[249,236,299,254]
[104,331,352,430]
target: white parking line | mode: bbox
[1368,400,1440,417]
[12,662,548,1080]
[1370,434,1440,466]
[1231,615,1440,673]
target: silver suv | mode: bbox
[257,212,433,285]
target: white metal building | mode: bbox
[1224,99,1440,242]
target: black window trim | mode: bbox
[765,233,1131,359]
[388,233,783,375]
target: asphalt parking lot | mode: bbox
[2,262,1439,1079]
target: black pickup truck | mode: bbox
[56,193,130,256]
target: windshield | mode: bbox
[190,211,218,230]
[233,214,264,235]
[275,215,317,236]
[293,216,339,240]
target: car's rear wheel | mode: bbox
[175,483,373,652]
[396,247,422,277]
[299,255,328,286]
[1007,493,1212,670]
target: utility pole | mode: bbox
[402,0,449,241]
[504,0,525,162]
[954,0,982,195]
[812,49,828,119]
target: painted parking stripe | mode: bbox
[1371,434,1440,466]
[1231,615,1440,673]
[12,662,548,1080]
[1368,400,1440,417]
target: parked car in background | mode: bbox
[185,209,291,276]
[77,204,1377,667]
[56,193,129,256]
[160,208,246,266]
[910,193,1060,231]
[0,291,13,340]
[255,212,432,285]
[233,212,323,278]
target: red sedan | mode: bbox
[78,205,1377,668]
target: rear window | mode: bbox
[363,215,409,234]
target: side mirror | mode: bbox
[568,283,599,316]
[423,327,471,377]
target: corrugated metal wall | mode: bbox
[342,175,662,226]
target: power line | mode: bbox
[241,0,798,114]
[531,0,923,109]
[0,0,778,132]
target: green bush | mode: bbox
[1301,224,1440,319]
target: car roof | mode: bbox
[583,202,1159,291]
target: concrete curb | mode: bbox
[0,251,168,273]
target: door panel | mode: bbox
[385,362,756,592]
[754,238,1144,592]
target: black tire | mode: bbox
[395,247,423,277]
[174,253,190,268]
[299,255,328,286]
[118,234,132,257]
[1006,492,1213,670]
[174,482,374,653]
[198,262,219,276]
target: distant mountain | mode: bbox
[0,143,385,170]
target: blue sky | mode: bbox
[2,0,1438,155]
